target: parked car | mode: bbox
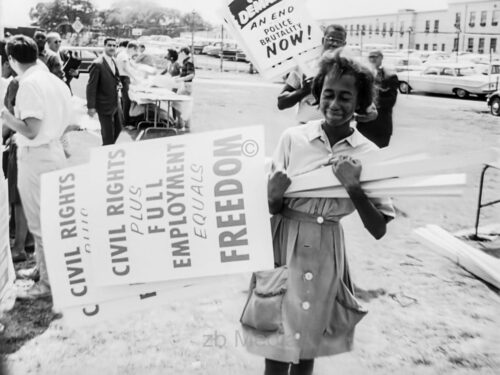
[398,63,498,98]
[235,49,249,62]
[202,41,239,58]
[192,38,216,54]
[59,46,103,73]
[380,55,424,73]
[487,90,500,116]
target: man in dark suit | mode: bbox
[357,50,399,148]
[86,38,123,145]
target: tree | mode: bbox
[101,0,212,37]
[30,0,97,31]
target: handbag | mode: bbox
[240,266,288,332]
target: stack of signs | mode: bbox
[285,147,499,198]
[221,0,324,80]
[41,126,274,326]
[0,168,15,301]
[415,225,500,289]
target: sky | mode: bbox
[1,0,453,27]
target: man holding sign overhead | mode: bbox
[277,25,347,124]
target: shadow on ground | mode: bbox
[0,256,61,355]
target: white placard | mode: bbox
[88,126,273,285]
[41,165,204,309]
[0,178,15,301]
[221,0,323,79]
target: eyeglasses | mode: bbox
[325,37,345,43]
[106,44,117,47]
[54,40,62,44]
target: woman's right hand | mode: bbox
[268,169,291,203]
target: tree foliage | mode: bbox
[29,0,212,37]
[102,0,211,35]
[30,0,96,31]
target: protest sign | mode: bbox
[41,164,213,310]
[0,178,15,301]
[59,275,241,327]
[222,0,324,79]
[88,126,273,285]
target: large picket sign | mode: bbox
[88,126,273,285]
[222,0,323,79]
[0,177,15,301]
[41,165,204,310]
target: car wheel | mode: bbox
[399,81,411,94]
[455,88,469,99]
[491,97,500,116]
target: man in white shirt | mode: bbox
[116,42,139,124]
[1,35,72,299]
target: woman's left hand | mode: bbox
[331,155,362,190]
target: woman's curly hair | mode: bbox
[311,48,375,114]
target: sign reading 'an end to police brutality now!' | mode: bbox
[88,126,273,286]
[222,0,324,79]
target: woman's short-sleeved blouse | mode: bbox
[273,120,395,220]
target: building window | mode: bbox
[399,43,403,49]
[493,10,499,26]
[425,20,430,32]
[455,12,461,28]
[478,38,485,53]
[361,25,366,35]
[467,37,474,52]
[356,24,359,36]
[424,43,429,51]
[400,21,405,35]
[491,38,497,53]
[369,24,372,35]
[350,25,353,36]
[416,44,420,50]
[480,11,487,26]
[441,43,446,51]
[453,38,459,51]
[434,20,439,32]
[469,11,476,27]
[432,43,438,51]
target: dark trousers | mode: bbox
[98,109,123,145]
[120,76,131,124]
[264,359,314,375]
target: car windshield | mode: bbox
[456,67,476,76]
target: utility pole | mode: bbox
[455,26,460,62]
[406,27,413,96]
[190,10,195,65]
[0,0,4,41]
[220,24,224,72]
[359,28,364,58]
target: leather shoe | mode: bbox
[17,283,51,300]
[16,267,40,282]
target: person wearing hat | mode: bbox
[277,25,348,124]
[356,50,399,148]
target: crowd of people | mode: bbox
[1,23,401,375]
[0,32,196,299]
